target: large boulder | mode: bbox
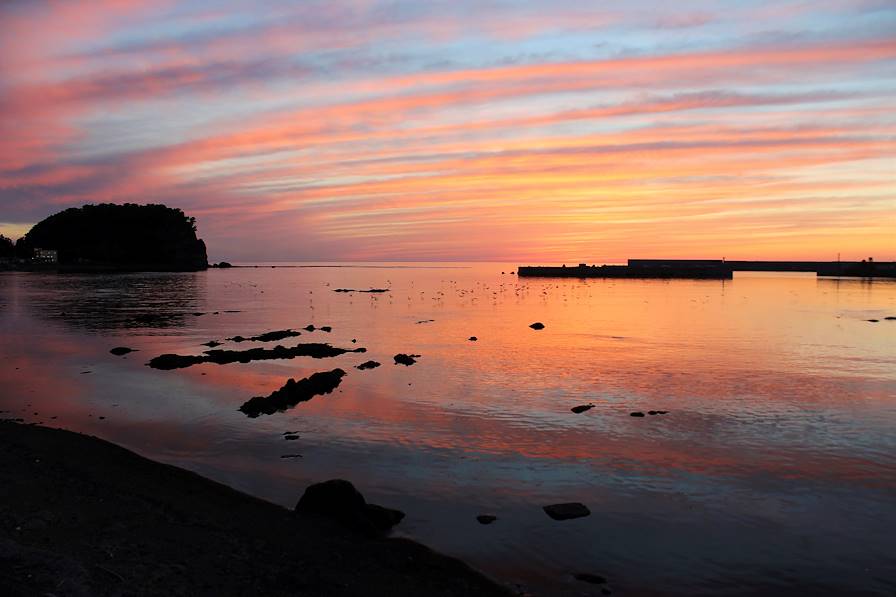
[295,479,405,536]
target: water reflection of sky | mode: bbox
[1,266,895,596]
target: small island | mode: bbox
[6,203,208,272]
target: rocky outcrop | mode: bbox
[148,343,366,370]
[238,369,346,417]
[295,479,405,536]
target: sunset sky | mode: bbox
[1,1,894,262]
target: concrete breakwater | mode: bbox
[518,259,896,279]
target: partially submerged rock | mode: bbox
[468,336,478,341]
[148,343,366,370]
[571,404,594,414]
[295,479,405,536]
[476,515,497,525]
[320,326,332,332]
[394,353,420,366]
[543,502,590,521]
[333,288,390,293]
[356,360,381,370]
[630,411,645,417]
[647,410,669,415]
[202,340,222,348]
[573,573,607,585]
[238,369,346,417]
[109,346,136,356]
[529,322,545,330]
[227,329,301,343]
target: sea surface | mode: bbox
[1,263,895,596]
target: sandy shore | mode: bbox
[0,421,511,596]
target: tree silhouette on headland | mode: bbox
[0,235,14,259]
[18,203,208,270]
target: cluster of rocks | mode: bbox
[148,343,366,370]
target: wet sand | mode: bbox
[0,421,510,596]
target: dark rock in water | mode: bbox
[529,322,545,330]
[280,454,303,459]
[109,346,136,356]
[468,336,478,341]
[202,340,222,348]
[320,326,332,332]
[394,353,420,366]
[214,261,233,268]
[227,329,301,343]
[295,479,405,535]
[364,503,406,531]
[574,573,607,585]
[239,369,346,417]
[630,411,645,417]
[543,503,590,521]
[148,343,366,370]
[351,338,357,343]
[416,319,435,324]
[867,319,879,322]
[192,312,205,317]
[356,360,381,370]
[284,434,300,441]
[648,410,669,415]
[304,325,315,331]
[885,316,896,320]
[571,404,594,414]
[334,288,390,294]
[476,515,497,525]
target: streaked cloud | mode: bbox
[1,0,894,261]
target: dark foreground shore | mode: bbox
[0,421,511,596]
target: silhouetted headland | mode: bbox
[0,420,510,596]
[519,259,896,279]
[7,203,208,272]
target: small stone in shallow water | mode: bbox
[280,454,302,459]
[543,503,590,521]
[356,360,381,370]
[571,404,594,414]
[573,573,607,585]
[630,411,645,417]
[867,319,879,323]
[202,341,222,348]
[394,353,420,366]
[468,336,478,341]
[109,347,136,356]
[284,434,300,441]
[529,322,545,330]
[476,515,497,525]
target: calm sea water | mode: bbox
[1,263,895,596]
